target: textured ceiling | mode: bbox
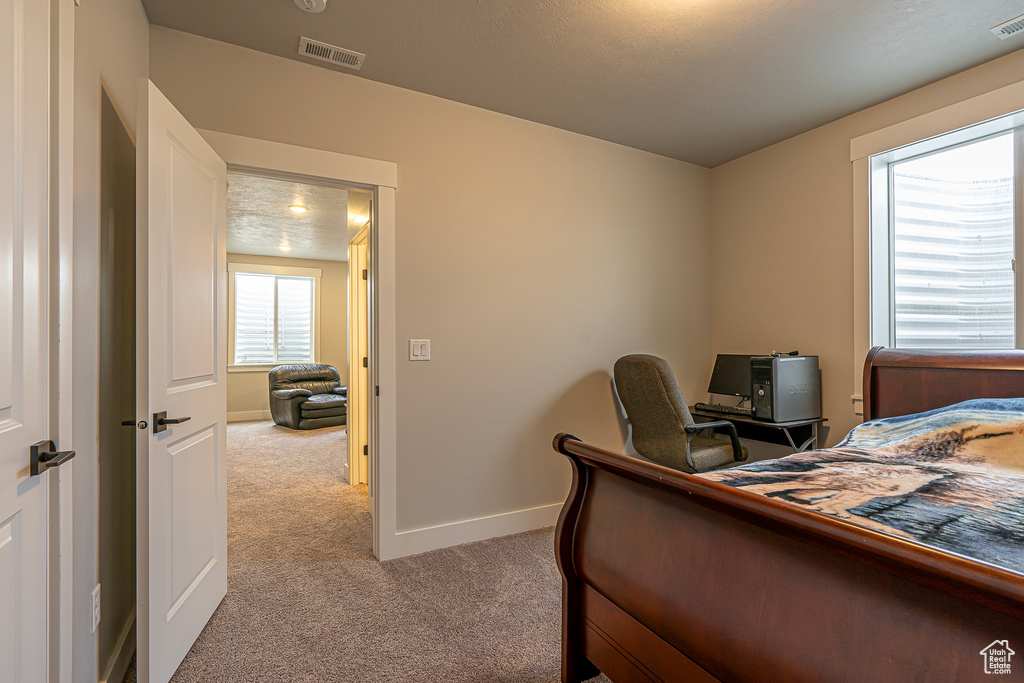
[226,173,371,262]
[142,0,1024,167]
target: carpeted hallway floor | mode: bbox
[125,420,607,682]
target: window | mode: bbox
[869,118,1024,349]
[890,134,1015,348]
[229,263,321,366]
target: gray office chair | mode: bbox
[614,354,747,473]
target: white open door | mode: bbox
[0,0,58,680]
[136,79,228,683]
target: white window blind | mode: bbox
[233,272,315,365]
[890,133,1015,349]
[276,277,313,362]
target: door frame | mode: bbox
[347,226,369,487]
[197,131,401,560]
[51,0,76,680]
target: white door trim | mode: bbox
[370,186,397,559]
[196,130,401,559]
[50,0,75,681]
[198,131,396,189]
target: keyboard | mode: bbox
[693,402,752,417]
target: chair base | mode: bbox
[275,415,347,430]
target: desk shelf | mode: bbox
[689,407,827,453]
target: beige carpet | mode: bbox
[124,420,607,682]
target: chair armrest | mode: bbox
[333,386,347,397]
[684,419,732,434]
[685,420,747,462]
[272,388,313,399]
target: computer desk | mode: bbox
[689,407,827,453]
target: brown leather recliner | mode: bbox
[269,364,347,430]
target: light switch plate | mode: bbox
[409,339,430,361]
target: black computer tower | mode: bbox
[750,355,820,422]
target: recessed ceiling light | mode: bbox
[294,0,327,13]
[279,245,292,252]
[289,205,307,214]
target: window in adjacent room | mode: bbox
[229,263,321,366]
[870,122,1022,349]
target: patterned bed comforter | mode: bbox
[698,398,1024,573]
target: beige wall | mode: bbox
[227,253,349,419]
[150,27,713,533]
[96,89,137,683]
[710,48,1024,445]
[72,1,150,682]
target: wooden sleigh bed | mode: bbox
[553,348,1024,682]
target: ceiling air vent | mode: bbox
[991,14,1024,40]
[298,37,365,70]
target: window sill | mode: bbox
[228,364,276,374]
[229,363,319,373]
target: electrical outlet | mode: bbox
[91,584,101,633]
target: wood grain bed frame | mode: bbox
[553,347,1024,682]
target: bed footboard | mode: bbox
[553,433,1024,683]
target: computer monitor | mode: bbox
[707,354,752,399]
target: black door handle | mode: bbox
[30,440,76,476]
[153,411,191,433]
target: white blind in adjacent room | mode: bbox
[276,277,314,362]
[233,272,315,365]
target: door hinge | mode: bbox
[362,356,368,368]
[362,269,367,280]
[363,444,368,456]
[375,386,379,396]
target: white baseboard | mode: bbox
[228,410,272,422]
[384,502,563,559]
[99,607,136,683]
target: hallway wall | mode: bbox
[96,89,137,683]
